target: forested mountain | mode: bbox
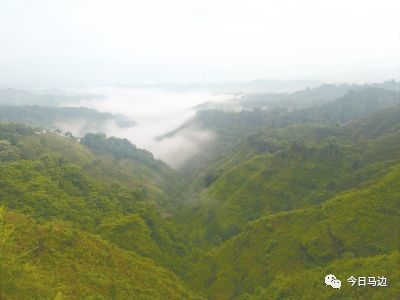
[0,208,200,299]
[170,87,400,177]
[195,80,400,111]
[81,133,157,167]
[0,88,135,138]
[196,83,355,111]
[179,104,400,243]
[188,163,400,299]
[0,105,135,134]
[1,82,399,299]
[0,124,192,289]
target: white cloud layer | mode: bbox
[61,87,223,168]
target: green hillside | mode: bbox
[246,251,399,300]
[181,105,400,245]
[1,83,399,299]
[173,88,400,176]
[6,128,182,210]
[0,207,201,299]
[0,123,191,279]
[187,161,400,298]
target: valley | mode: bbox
[1,82,400,299]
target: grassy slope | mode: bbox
[0,125,191,278]
[188,161,400,299]
[1,209,202,299]
[19,132,183,209]
[245,251,399,300]
[181,106,400,245]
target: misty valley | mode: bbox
[2,0,400,298]
[0,81,399,299]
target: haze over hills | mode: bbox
[119,79,324,94]
[2,80,399,168]
[163,82,400,175]
[0,80,400,299]
[1,0,399,297]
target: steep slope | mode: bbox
[246,251,399,300]
[181,105,400,245]
[0,208,202,299]
[188,161,400,299]
[173,87,400,176]
[0,123,190,276]
[12,129,183,209]
[189,88,400,142]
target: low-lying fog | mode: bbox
[59,87,234,168]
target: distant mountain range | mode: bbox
[0,88,136,136]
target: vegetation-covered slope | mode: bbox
[172,87,400,176]
[1,82,399,299]
[196,80,400,111]
[187,161,400,299]
[181,105,400,245]
[6,128,182,209]
[0,123,191,279]
[0,207,201,299]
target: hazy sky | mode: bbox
[1,0,399,86]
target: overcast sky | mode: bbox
[1,0,399,87]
